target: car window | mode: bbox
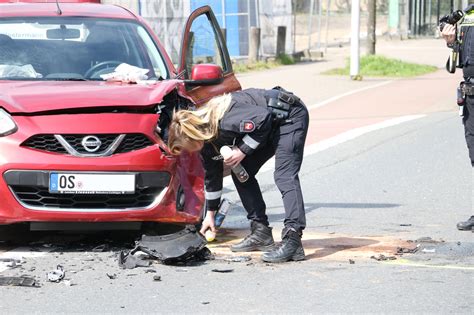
[185,14,226,79]
[0,18,168,81]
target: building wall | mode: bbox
[102,0,293,62]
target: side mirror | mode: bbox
[184,64,224,87]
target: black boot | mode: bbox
[456,215,474,231]
[262,228,305,263]
[230,221,274,252]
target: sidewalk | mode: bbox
[236,38,462,147]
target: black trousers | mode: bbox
[464,96,474,166]
[231,102,309,234]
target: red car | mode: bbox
[0,0,241,225]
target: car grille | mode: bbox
[21,135,68,154]
[10,185,162,209]
[116,134,154,154]
[22,134,153,155]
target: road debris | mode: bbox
[119,226,212,268]
[223,256,252,263]
[421,248,436,253]
[153,275,162,282]
[106,273,117,280]
[0,276,39,287]
[118,251,151,269]
[370,254,397,261]
[211,269,234,273]
[47,265,65,283]
[399,224,412,227]
[349,259,355,264]
[145,269,157,273]
[396,244,420,255]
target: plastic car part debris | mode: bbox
[223,256,252,263]
[370,254,397,261]
[211,269,234,273]
[47,265,65,282]
[119,225,211,268]
[106,273,117,280]
[0,276,39,287]
[118,251,151,269]
[396,245,420,255]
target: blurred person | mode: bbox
[168,88,309,262]
[441,4,474,231]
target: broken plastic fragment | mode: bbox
[47,265,65,283]
[0,276,39,287]
[223,256,252,263]
[370,254,397,261]
[118,251,151,269]
[211,269,234,273]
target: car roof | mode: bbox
[0,2,137,19]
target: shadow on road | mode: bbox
[266,202,400,222]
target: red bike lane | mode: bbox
[305,70,461,147]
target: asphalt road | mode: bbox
[0,110,472,314]
[0,39,472,313]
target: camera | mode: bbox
[439,10,465,31]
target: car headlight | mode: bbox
[0,108,17,137]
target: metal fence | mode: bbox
[102,0,471,62]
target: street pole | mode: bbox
[308,0,315,51]
[367,0,376,55]
[317,0,322,51]
[350,0,361,80]
[324,0,331,54]
[462,0,468,10]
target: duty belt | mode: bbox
[264,87,300,123]
[461,82,474,95]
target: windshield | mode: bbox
[0,17,168,81]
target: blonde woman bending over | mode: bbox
[168,87,309,263]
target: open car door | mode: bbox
[178,5,241,105]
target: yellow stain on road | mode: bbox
[207,229,416,262]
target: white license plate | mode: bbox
[49,173,135,194]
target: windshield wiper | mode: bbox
[0,77,42,81]
[46,78,90,81]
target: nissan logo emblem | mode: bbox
[81,136,102,153]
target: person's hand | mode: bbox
[223,147,246,168]
[200,210,216,235]
[441,24,457,45]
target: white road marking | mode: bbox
[223,114,425,187]
[306,80,393,110]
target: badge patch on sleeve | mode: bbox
[240,120,255,133]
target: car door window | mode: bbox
[185,14,226,79]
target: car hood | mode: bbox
[0,80,182,114]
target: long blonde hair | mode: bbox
[168,93,232,155]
